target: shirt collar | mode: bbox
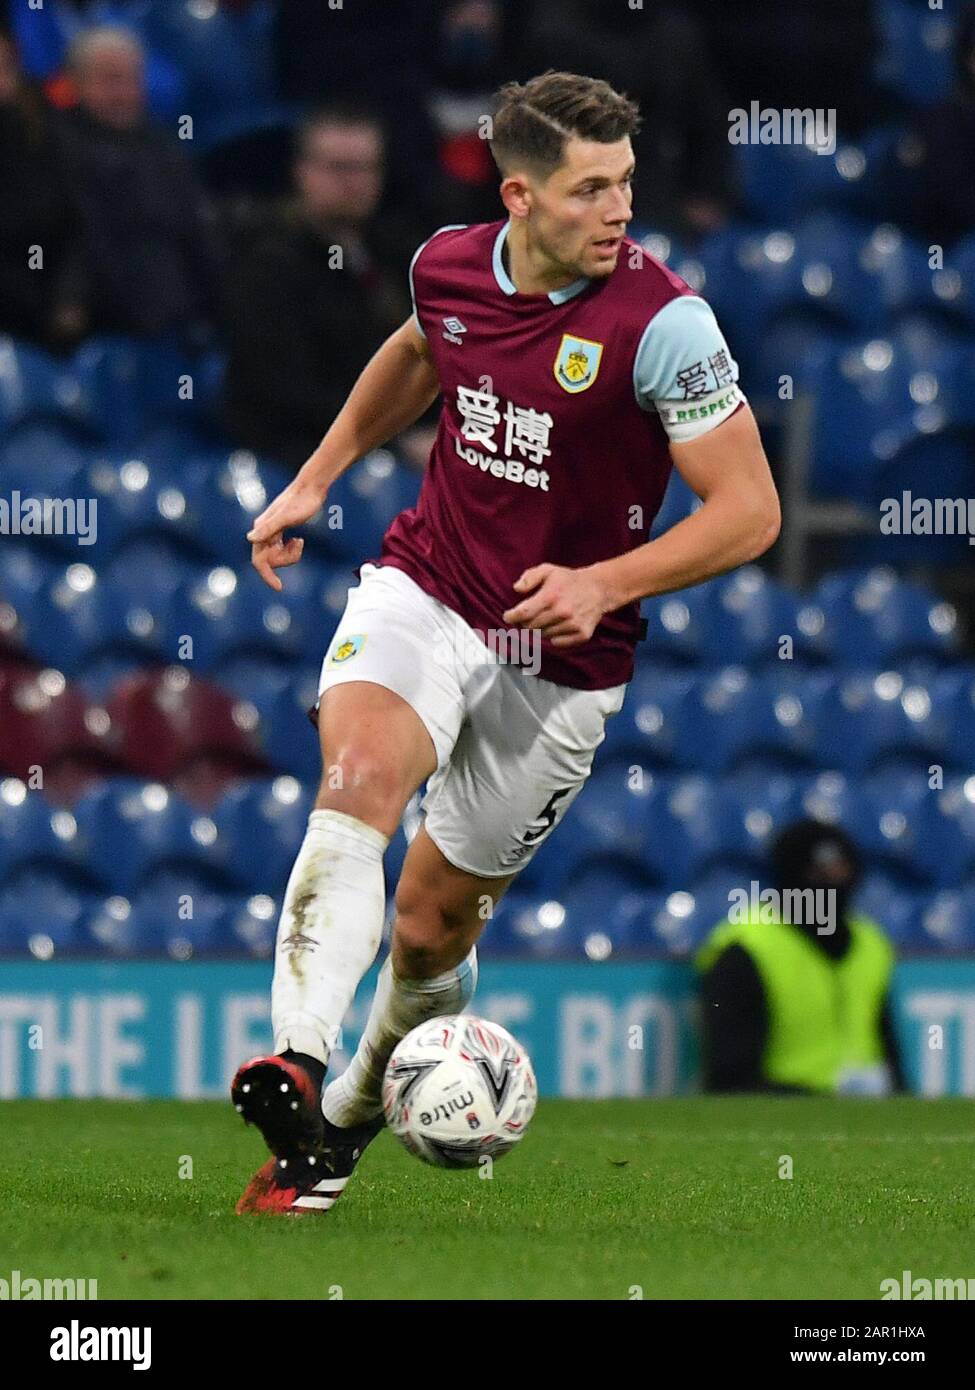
[492,222,591,304]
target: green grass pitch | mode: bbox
[2,1097,974,1300]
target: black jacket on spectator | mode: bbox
[222,205,412,472]
[53,106,220,339]
[0,93,76,348]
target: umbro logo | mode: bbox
[442,316,467,345]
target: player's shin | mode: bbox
[271,808,390,1067]
[322,946,478,1128]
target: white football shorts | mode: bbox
[316,563,626,878]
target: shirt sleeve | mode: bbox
[633,294,746,443]
[408,223,468,339]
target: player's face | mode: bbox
[533,136,634,279]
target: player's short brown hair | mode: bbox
[490,70,641,180]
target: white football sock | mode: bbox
[322,947,478,1128]
[271,808,389,1067]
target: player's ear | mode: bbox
[499,174,532,219]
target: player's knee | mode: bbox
[393,881,469,969]
[314,748,411,834]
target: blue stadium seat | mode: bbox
[684,223,751,334]
[127,341,220,434]
[796,770,871,838]
[482,868,658,959]
[915,889,975,952]
[599,667,698,768]
[875,0,956,108]
[805,332,975,501]
[31,558,178,677]
[223,891,278,959]
[72,337,149,445]
[753,318,854,402]
[815,674,945,774]
[792,127,915,222]
[59,540,198,697]
[852,871,928,951]
[211,663,320,781]
[302,452,421,561]
[179,564,315,674]
[85,449,212,560]
[1,423,90,496]
[478,888,566,958]
[303,560,361,627]
[647,870,752,956]
[709,568,803,668]
[888,318,975,428]
[183,452,297,567]
[210,777,313,897]
[927,776,975,887]
[813,568,963,668]
[934,669,975,770]
[644,775,748,887]
[686,668,827,774]
[859,225,949,325]
[720,222,881,367]
[0,780,78,883]
[723,771,807,866]
[74,654,148,704]
[870,437,975,566]
[0,868,95,957]
[553,762,662,887]
[0,543,59,658]
[857,769,961,887]
[86,875,233,958]
[106,537,203,601]
[70,778,234,894]
[736,143,805,225]
[0,337,85,433]
[514,822,577,899]
[134,876,236,959]
[642,581,719,666]
[556,872,662,959]
[950,233,975,330]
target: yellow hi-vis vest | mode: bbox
[695,912,895,1094]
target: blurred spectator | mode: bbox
[520,1,737,238]
[274,0,441,236]
[222,107,415,473]
[52,26,220,341]
[0,27,78,348]
[696,820,904,1096]
[7,0,187,120]
[905,2,975,246]
[415,0,519,226]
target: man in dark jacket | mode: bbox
[222,107,414,472]
[53,26,219,340]
[0,27,78,348]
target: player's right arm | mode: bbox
[247,314,440,590]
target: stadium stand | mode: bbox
[0,0,973,960]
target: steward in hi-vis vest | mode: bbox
[695,819,904,1095]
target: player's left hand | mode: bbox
[502,564,610,648]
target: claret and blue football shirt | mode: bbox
[372,220,745,689]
